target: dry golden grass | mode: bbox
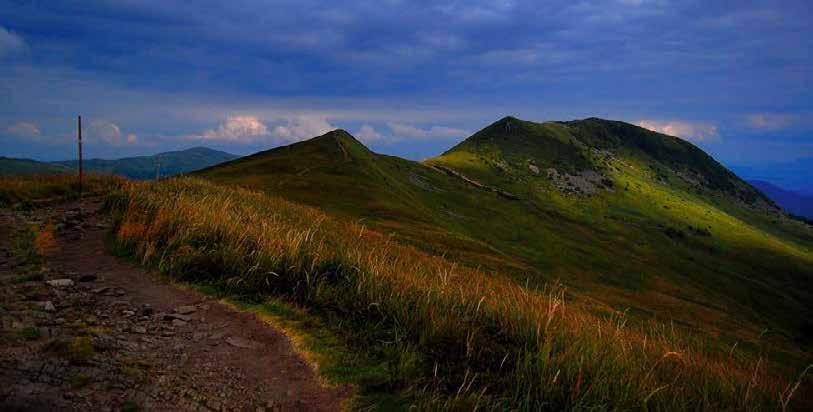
[33,223,59,255]
[0,174,123,208]
[106,177,810,410]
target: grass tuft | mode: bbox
[0,174,123,209]
[103,177,811,410]
[19,326,41,340]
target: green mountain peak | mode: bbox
[196,117,812,363]
[439,116,775,207]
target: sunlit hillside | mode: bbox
[198,118,813,360]
[105,177,811,410]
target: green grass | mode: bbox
[120,401,140,412]
[197,121,813,362]
[10,226,42,268]
[67,337,95,364]
[70,372,92,389]
[14,272,45,283]
[19,326,41,340]
[103,177,811,410]
[189,284,417,410]
[42,336,96,364]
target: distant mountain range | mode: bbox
[750,179,813,220]
[732,157,813,196]
[0,157,73,175]
[0,147,239,179]
[727,157,813,220]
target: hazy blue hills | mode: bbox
[732,157,813,196]
[0,157,73,175]
[0,147,239,179]
[751,179,813,220]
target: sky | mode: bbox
[0,0,811,188]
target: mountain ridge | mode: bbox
[441,116,774,207]
[196,116,812,358]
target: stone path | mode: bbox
[0,198,349,411]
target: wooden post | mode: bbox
[77,115,83,197]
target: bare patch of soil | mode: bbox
[0,198,350,411]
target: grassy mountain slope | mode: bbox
[431,117,812,348]
[196,131,401,215]
[55,147,238,179]
[196,130,538,273]
[105,177,810,410]
[198,119,813,360]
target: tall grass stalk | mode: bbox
[105,178,810,410]
[0,174,122,208]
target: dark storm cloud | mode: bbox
[0,0,811,166]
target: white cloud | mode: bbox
[199,115,334,145]
[0,26,26,58]
[270,116,333,141]
[638,120,720,142]
[6,122,41,139]
[355,124,382,143]
[202,116,270,142]
[388,122,468,140]
[389,122,428,138]
[67,119,138,146]
[88,120,124,145]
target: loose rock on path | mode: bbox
[0,198,349,411]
